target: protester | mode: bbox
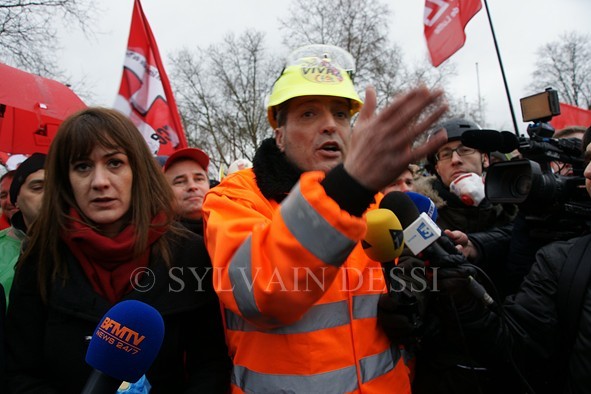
[436,127,591,393]
[382,164,418,194]
[5,107,230,393]
[0,171,17,230]
[0,154,46,306]
[202,44,448,393]
[163,147,210,236]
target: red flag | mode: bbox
[424,0,482,67]
[551,102,591,131]
[114,0,187,155]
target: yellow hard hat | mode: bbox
[267,44,363,129]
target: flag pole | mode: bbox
[482,0,520,136]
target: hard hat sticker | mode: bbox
[300,58,344,84]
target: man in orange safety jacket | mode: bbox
[202,44,448,393]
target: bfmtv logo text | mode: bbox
[417,223,436,240]
[96,317,146,355]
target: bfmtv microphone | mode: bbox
[82,300,165,394]
[363,208,405,292]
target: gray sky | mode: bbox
[59,0,591,135]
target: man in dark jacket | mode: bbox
[438,129,591,393]
[417,118,517,233]
[409,119,518,394]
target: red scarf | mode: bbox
[61,209,167,304]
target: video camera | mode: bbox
[463,88,591,222]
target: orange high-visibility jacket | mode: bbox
[203,169,411,394]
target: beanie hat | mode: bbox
[10,153,46,205]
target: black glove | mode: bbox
[378,289,424,346]
[422,240,468,269]
[434,263,493,315]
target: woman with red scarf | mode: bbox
[4,108,231,393]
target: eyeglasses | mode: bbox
[435,146,476,161]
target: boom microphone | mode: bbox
[461,129,519,153]
[82,300,165,394]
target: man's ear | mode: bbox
[275,127,285,152]
[482,152,490,169]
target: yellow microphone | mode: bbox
[363,209,405,262]
[363,209,405,294]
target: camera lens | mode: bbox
[511,174,531,198]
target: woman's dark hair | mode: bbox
[20,107,178,300]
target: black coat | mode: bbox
[5,228,231,393]
[455,236,591,393]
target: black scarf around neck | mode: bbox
[253,138,303,203]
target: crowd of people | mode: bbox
[0,43,590,394]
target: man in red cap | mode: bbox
[163,148,210,236]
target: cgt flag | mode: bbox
[114,0,187,155]
[424,0,482,67]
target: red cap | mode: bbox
[163,148,209,172]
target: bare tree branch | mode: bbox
[531,31,591,110]
[0,0,96,78]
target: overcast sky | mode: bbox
[59,0,591,135]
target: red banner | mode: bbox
[551,102,591,131]
[114,0,187,155]
[424,0,482,67]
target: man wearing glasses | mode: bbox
[411,118,518,393]
[416,118,517,233]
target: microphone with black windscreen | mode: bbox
[81,300,165,394]
[461,129,519,153]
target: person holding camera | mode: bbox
[436,126,591,393]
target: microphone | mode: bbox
[363,208,405,292]
[499,131,519,153]
[461,129,518,153]
[380,192,498,310]
[405,191,438,222]
[82,300,165,394]
[363,208,405,262]
[381,192,442,256]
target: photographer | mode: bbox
[452,114,589,296]
[437,126,591,393]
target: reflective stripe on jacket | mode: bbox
[203,169,411,393]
